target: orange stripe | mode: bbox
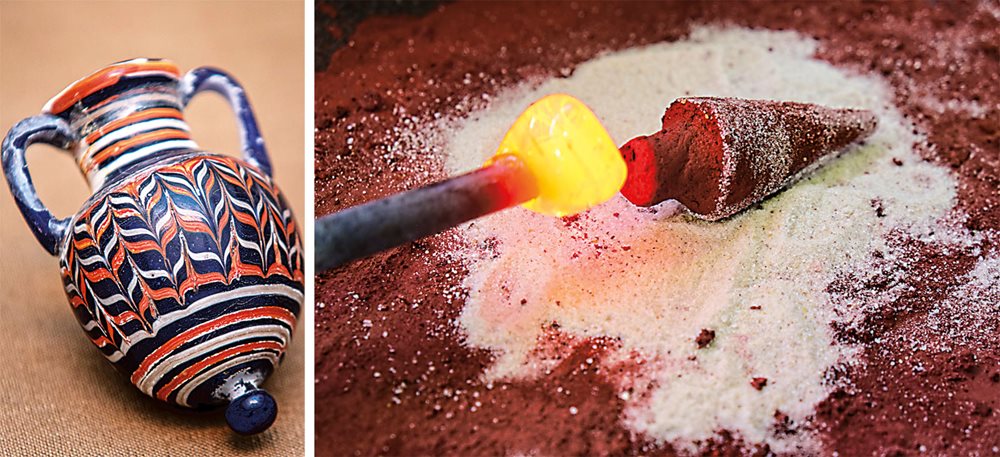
[110,206,144,219]
[71,237,96,251]
[47,60,180,114]
[231,257,265,278]
[81,265,115,283]
[130,306,295,384]
[84,108,183,144]
[142,285,181,302]
[155,341,282,401]
[91,335,115,348]
[111,310,143,326]
[86,129,190,171]
[178,271,229,296]
[122,239,167,254]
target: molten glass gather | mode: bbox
[486,94,627,217]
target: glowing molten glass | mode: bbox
[485,94,627,217]
[315,94,626,270]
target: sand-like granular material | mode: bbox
[444,27,962,452]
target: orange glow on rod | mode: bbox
[315,94,627,271]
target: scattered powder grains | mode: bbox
[447,27,961,452]
[314,2,998,455]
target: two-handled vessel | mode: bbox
[2,58,303,434]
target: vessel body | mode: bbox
[2,59,301,429]
[60,151,302,408]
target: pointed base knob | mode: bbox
[225,389,277,435]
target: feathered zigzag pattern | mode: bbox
[59,155,302,407]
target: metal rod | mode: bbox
[315,156,537,272]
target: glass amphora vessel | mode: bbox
[1,58,303,435]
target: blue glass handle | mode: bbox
[180,67,273,177]
[1,115,75,256]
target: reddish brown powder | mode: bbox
[696,329,716,349]
[315,1,999,455]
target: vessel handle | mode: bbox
[1,115,75,256]
[179,67,273,177]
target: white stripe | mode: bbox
[237,237,261,251]
[136,267,171,281]
[109,194,141,207]
[99,283,301,361]
[137,324,291,395]
[174,206,210,221]
[159,173,198,189]
[139,177,158,202]
[213,196,226,220]
[118,226,155,238]
[126,268,140,298]
[124,69,178,79]
[76,253,109,267]
[101,230,118,260]
[68,92,180,132]
[90,139,198,189]
[172,240,185,276]
[194,161,210,185]
[95,291,130,309]
[230,198,256,213]
[87,118,190,154]
[186,248,222,264]
[91,199,111,223]
[155,211,172,234]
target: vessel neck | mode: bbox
[44,59,198,190]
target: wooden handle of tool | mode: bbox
[315,155,537,272]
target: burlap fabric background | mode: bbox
[0,1,305,455]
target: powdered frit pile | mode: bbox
[314,2,999,455]
[441,27,965,452]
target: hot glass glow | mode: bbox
[486,94,627,217]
